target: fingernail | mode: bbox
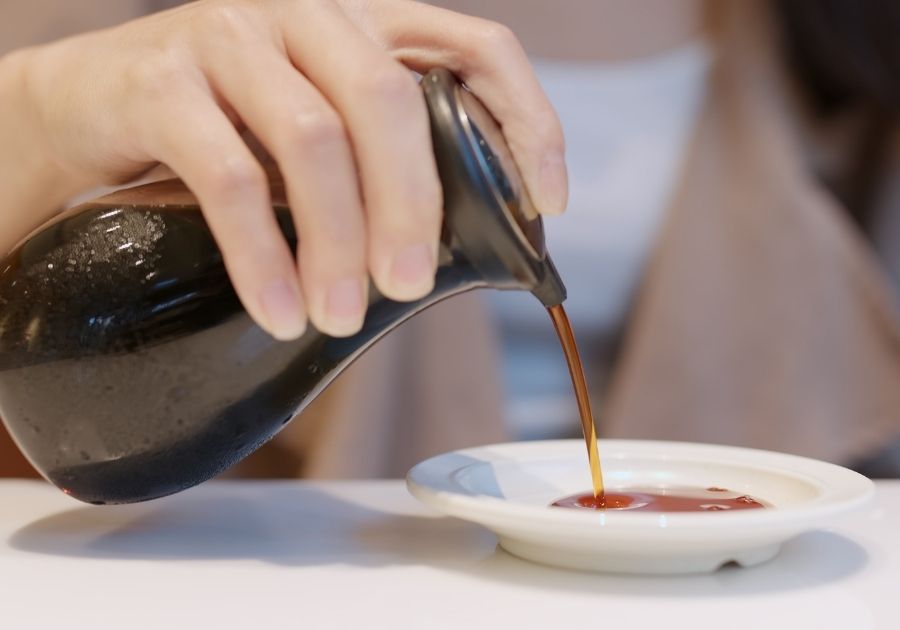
[390,243,435,298]
[537,151,568,215]
[325,278,366,335]
[259,278,306,340]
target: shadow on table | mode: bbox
[8,482,493,566]
[471,531,869,597]
[8,480,869,597]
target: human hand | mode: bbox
[14,0,567,339]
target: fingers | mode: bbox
[279,2,443,303]
[143,82,307,341]
[355,0,568,215]
[196,26,368,337]
[116,0,566,345]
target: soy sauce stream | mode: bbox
[548,304,604,498]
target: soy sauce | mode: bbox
[552,486,768,512]
[548,304,603,497]
[547,304,769,514]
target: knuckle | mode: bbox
[197,2,262,44]
[204,158,266,198]
[284,108,346,154]
[131,53,187,102]
[359,64,419,104]
[473,20,521,59]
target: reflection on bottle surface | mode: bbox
[0,201,481,504]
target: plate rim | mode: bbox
[406,439,875,531]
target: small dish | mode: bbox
[406,439,874,574]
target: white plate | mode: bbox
[406,439,874,574]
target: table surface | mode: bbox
[0,479,896,630]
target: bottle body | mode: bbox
[0,197,482,503]
[0,69,566,504]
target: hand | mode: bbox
[8,0,566,340]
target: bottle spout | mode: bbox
[532,255,567,307]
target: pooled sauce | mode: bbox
[548,304,603,497]
[547,304,769,514]
[552,486,768,512]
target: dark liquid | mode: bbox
[552,486,768,512]
[544,308,768,514]
[0,197,481,504]
[548,304,603,497]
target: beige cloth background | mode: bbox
[604,4,900,465]
[0,1,176,53]
[2,1,900,479]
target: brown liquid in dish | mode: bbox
[548,304,603,498]
[547,305,769,513]
[552,486,768,512]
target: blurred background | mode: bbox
[3,0,900,480]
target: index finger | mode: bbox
[354,1,568,216]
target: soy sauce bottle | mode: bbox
[0,69,565,504]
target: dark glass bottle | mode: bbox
[0,69,565,504]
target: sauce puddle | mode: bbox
[552,486,768,512]
[547,304,767,513]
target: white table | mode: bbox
[0,479,896,630]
